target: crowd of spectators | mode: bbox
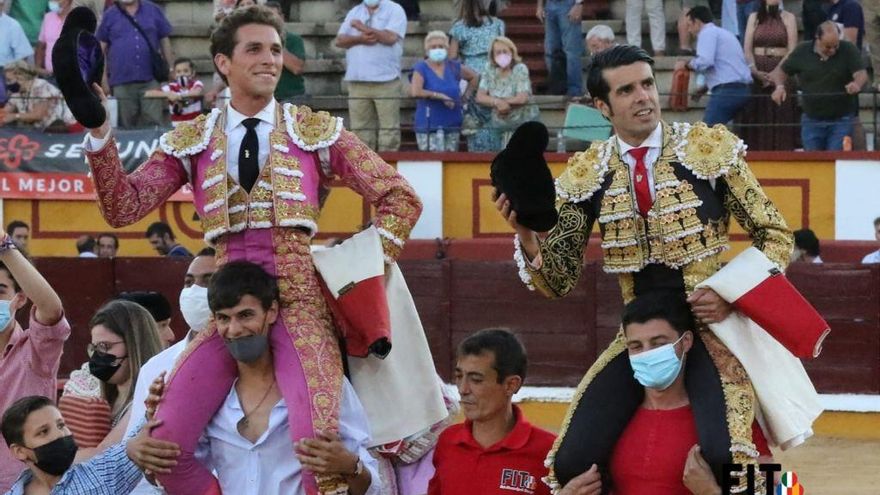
[0,0,879,151]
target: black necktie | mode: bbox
[238,118,260,193]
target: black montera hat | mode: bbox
[52,6,106,129]
[490,121,558,232]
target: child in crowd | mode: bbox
[144,58,204,127]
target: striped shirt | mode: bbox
[3,419,144,495]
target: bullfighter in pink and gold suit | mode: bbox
[84,100,421,495]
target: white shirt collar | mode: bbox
[617,122,663,158]
[226,99,277,132]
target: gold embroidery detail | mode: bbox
[162,113,211,155]
[555,140,612,202]
[677,123,743,179]
[291,105,342,147]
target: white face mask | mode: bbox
[179,285,212,333]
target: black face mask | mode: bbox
[25,435,78,476]
[6,82,21,94]
[766,4,780,15]
[88,350,124,382]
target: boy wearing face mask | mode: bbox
[1,395,145,495]
[0,228,69,493]
[122,248,216,495]
[144,58,205,127]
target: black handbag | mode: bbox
[117,6,169,82]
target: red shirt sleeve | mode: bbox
[751,420,772,457]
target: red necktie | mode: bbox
[628,147,653,218]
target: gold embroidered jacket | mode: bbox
[517,122,793,302]
[523,122,792,493]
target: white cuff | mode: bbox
[83,128,112,152]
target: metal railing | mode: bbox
[2,89,878,151]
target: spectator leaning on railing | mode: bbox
[411,31,479,151]
[770,21,867,151]
[1,60,79,132]
[144,58,205,128]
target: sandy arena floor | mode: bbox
[771,436,880,494]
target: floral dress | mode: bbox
[479,63,540,149]
[449,16,505,151]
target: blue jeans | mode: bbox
[736,0,759,42]
[703,83,751,126]
[544,0,584,96]
[801,114,855,151]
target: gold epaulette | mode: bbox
[282,104,344,151]
[554,138,614,203]
[671,122,747,180]
[158,109,221,158]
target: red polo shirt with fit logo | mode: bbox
[428,405,555,495]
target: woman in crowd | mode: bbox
[449,0,505,151]
[474,36,539,150]
[61,299,163,455]
[1,61,79,132]
[35,0,74,79]
[411,31,478,151]
[738,0,799,150]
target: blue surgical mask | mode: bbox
[47,1,60,13]
[629,333,687,390]
[364,0,380,7]
[428,48,447,62]
[0,300,13,333]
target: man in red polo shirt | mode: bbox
[429,329,572,495]
[606,292,774,495]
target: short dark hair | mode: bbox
[145,222,174,240]
[457,329,527,383]
[210,6,285,84]
[197,247,217,257]
[1,396,54,448]
[686,5,714,24]
[6,220,28,235]
[76,235,96,254]
[586,44,654,105]
[173,57,194,70]
[874,216,880,227]
[97,233,119,249]
[208,260,279,312]
[622,292,696,336]
[793,229,821,256]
